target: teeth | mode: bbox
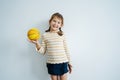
[53,26,58,28]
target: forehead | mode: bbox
[52,16,62,21]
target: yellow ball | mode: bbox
[27,28,40,40]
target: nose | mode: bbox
[54,22,58,25]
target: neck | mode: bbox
[50,29,59,33]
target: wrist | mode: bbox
[68,64,72,67]
[36,42,41,49]
[35,40,40,45]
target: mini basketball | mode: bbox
[27,28,40,40]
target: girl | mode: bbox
[30,13,72,80]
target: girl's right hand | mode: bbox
[28,39,41,50]
[28,39,39,45]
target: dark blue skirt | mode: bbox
[46,62,68,75]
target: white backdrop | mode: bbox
[0,0,120,80]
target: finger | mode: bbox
[68,67,72,74]
[27,39,31,42]
[69,69,72,74]
[28,39,37,44]
[27,39,34,43]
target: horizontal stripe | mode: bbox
[47,59,68,63]
[38,32,70,64]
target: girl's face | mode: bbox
[49,17,62,32]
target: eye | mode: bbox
[58,22,61,24]
[53,20,56,22]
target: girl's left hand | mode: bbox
[68,64,72,74]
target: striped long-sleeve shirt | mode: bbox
[37,32,71,64]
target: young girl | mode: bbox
[30,13,72,80]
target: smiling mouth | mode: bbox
[53,26,58,28]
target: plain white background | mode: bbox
[0,0,120,80]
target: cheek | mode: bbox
[59,24,61,27]
[51,22,55,25]
[59,24,63,27]
[49,22,53,26]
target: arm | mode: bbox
[63,35,72,73]
[29,40,41,50]
[29,35,47,54]
[63,35,71,64]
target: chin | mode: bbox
[53,28,58,31]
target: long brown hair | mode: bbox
[45,13,64,36]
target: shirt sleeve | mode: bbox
[63,34,71,64]
[36,34,47,54]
